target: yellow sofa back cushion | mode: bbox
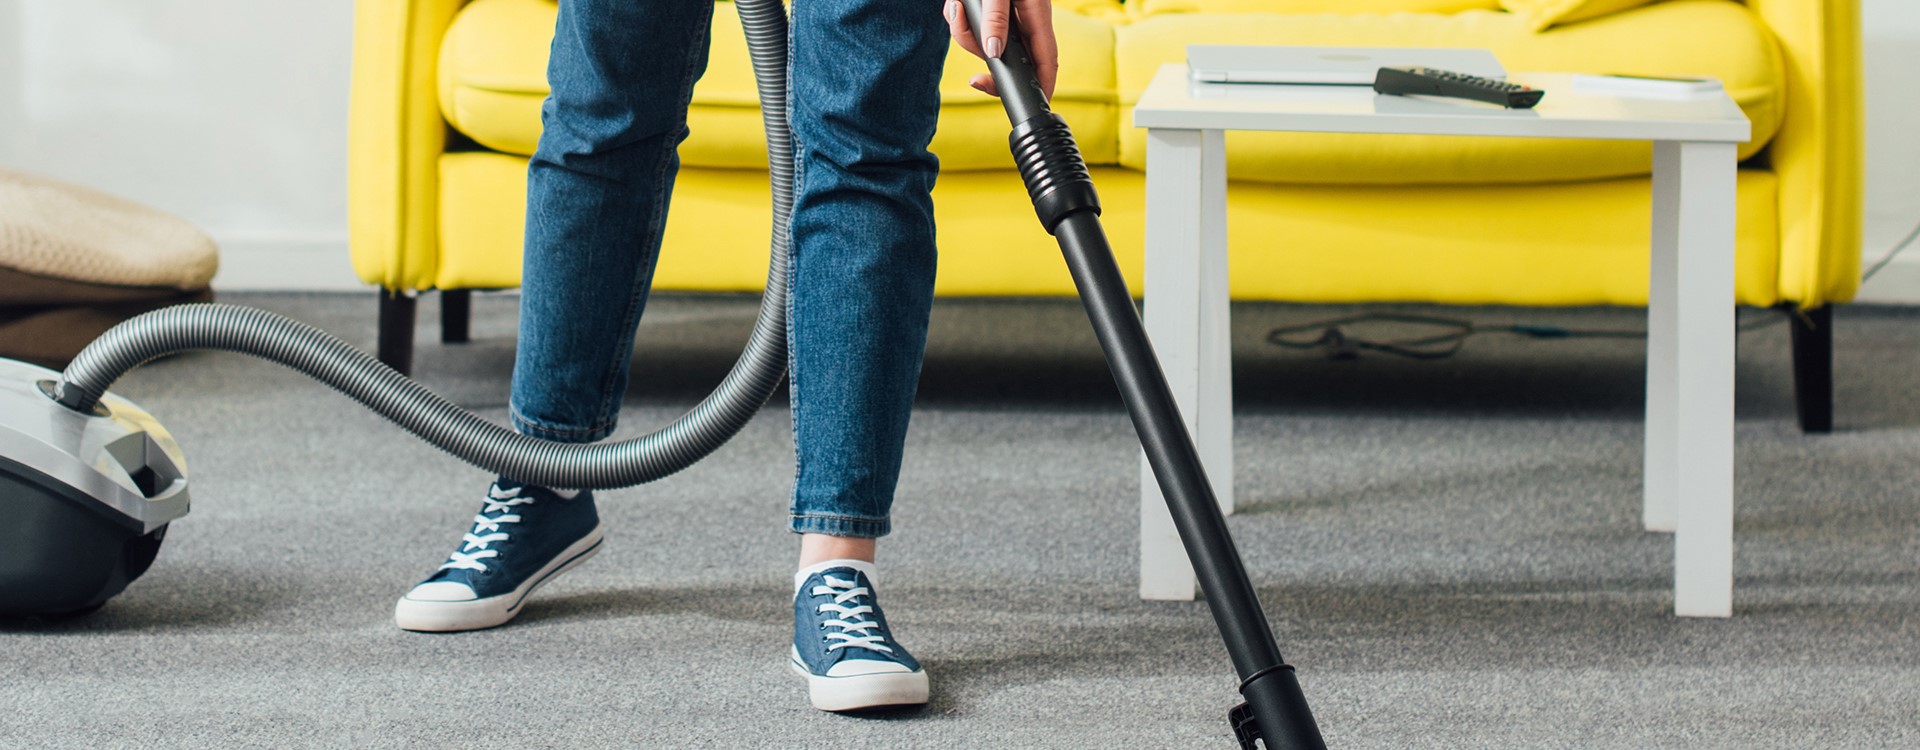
[437,0,1119,171]
[1134,0,1499,19]
[1499,0,1662,30]
[1115,0,1783,185]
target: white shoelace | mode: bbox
[813,574,894,654]
[439,485,534,573]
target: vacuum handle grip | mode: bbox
[956,0,1051,126]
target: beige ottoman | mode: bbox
[0,170,218,368]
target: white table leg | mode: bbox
[1198,132,1234,519]
[1644,148,1681,534]
[1650,140,1738,618]
[1140,127,1230,601]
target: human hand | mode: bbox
[943,0,1058,100]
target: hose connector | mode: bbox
[1009,113,1100,235]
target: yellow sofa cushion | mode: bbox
[1115,0,1783,185]
[1058,0,1129,23]
[1499,0,1662,31]
[1133,0,1499,20]
[438,152,1783,307]
[438,0,1119,171]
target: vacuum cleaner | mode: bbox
[0,0,1324,745]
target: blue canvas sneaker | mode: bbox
[394,478,603,632]
[789,560,929,711]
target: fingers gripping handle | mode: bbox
[959,0,1100,235]
[956,0,1050,125]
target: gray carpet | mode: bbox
[4,292,1918,749]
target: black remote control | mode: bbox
[1373,66,1545,109]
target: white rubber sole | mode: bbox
[788,656,930,712]
[393,524,605,633]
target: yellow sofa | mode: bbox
[349,0,1860,429]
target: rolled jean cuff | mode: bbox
[789,513,890,539]
[510,404,616,444]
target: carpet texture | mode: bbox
[2,292,1916,749]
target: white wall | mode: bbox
[1855,0,1920,302]
[0,0,359,290]
[0,1,1917,296]
[0,2,20,160]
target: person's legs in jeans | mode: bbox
[783,0,949,711]
[395,0,714,633]
[514,0,715,440]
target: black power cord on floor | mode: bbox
[1268,309,1787,361]
[1268,312,1624,361]
[1268,214,1920,362]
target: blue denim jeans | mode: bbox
[510,0,948,539]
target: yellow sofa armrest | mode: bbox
[1748,0,1863,307]
[349,0,468,291]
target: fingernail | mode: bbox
[944,1,955,23]
[985,37,1002,59]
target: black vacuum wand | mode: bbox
[955,3,1326,747]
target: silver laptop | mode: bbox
[1188,45,1506,85]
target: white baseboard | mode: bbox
[210,233,367,292]
[1855,216,1920,305]
[1855,255,1920,304]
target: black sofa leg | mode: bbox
[1788,305,1833,433]
[441,289,471,344]
[378,290,417,377]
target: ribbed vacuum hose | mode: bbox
[51,0,796,490]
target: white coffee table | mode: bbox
[1132,64,1752,617]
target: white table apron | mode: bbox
[1134,65,1747,617]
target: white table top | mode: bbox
[1133,64,1751,143]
